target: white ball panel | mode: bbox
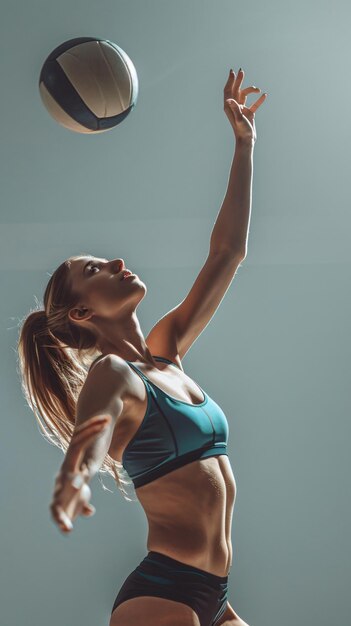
[57,41,133,118]
[99,40,138,107]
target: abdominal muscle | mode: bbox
[134,454,236,577]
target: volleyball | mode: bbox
[38,37,139,134]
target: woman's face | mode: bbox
[68,256,145,321]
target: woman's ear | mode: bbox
[68,306,93,324]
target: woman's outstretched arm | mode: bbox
[49,356,126,533]
[49,415,113,533]
[145,69,268,360]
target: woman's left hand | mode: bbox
[224,68,268,144]
[50,467,94,533]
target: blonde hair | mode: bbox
[17,255,136,502]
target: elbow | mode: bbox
[210,245,246,262]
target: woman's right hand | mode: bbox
[49,415,111,533]
[223,67,267,144]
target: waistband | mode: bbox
[142,551,229,585]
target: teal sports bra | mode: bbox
[121,355,229,488]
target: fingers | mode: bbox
[249,92,268,113]
[234,68,244,94]
[50,481,94,532]
[224,67,243,84]
[224,67,266,107]
[224,69,236,98]
[224,68,244,99]
[50,501,73,532]
[241,86,261,96]
[82,503,96,517]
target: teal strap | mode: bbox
[126,360,150,383]
[153,355,180,370]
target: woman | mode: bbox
[18,68,267,626]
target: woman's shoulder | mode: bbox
[76,358,132,427]
[79,354,132,410]
[88,353,126,373]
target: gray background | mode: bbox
[1,1,350,625]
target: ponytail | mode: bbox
[17,308,85,444]
[17,257,136,502]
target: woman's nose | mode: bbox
[111,259,124,273]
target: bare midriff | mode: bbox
[131,454,236,577]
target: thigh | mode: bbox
[215,601,250,626]
[109,596,201,626]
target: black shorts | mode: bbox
[111,550,230,626]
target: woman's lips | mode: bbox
[121,270,136,280]
[121,270,132,280]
